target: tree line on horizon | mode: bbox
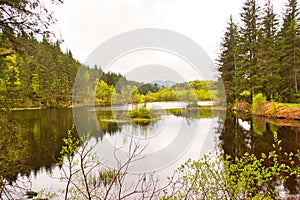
[0,0,221,110]
[218,0,300,104]
[0,33,216,109]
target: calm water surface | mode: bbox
[1,102,300,196]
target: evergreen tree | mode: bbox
[218,16,240,102]
[279,0,300,97]
[256,0,281,100]
[239,0,261,100]
[281,0,299,33]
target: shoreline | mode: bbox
[232,101,300,120]
[3,101,221,112]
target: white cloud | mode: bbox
[52,0,287,79]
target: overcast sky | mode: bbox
[52,0,287,82]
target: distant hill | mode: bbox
[150,80,177,87]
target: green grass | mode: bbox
[278,102,300,108]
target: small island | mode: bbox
[128,106,161,125]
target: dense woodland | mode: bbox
[0,35,80,109]
[0,34,215,109]
[218,0,300,103]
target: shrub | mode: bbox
[128,106,150,119]
[252,93,266,114]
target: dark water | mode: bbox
[0,108,74,183]
[0,104,300,195]
[220,111,300,194]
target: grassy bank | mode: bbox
[255,102,300,120]
[232,97,300,120]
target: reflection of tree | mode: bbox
[0,108,77,184]
[218,110,300,194]
[167,108,212,119]
[218,111,252,157]
[0,115,31,184]
[167,108,182,117]
[252,116,267,136]
[96,110,122,135]
[22,109,77,174]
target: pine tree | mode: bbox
[256,0,281,100]
[239,0,260,100]
[279,0,300,97]
[218,16,240,102]
[281,0,299,33]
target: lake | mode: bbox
[1,102,300,198]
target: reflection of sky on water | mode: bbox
[6,103,299,197]
[26,102,219,196]
[93,115,218,173]
[238,118,251,131]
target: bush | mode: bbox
[128,106,150,119]
[252,93,266,114]
[162,135,299,199]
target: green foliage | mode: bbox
[162,137,300,199]
[0,0,63,41]
[217,15,240,102]
[0,32,218,109]
[128,106,162,125]
[95,80,115,105]
[144,87,176,102]
[252,93,267,114]
[238,90,252,104]
[0,54,21,108]
[218,0,300,103]
[129,106,150,119]
[0,35,81,109]
[171,80,216,101]
[58,128,82,166]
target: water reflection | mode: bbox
[218,110,300,194]
[0,108,75,183]
[219,111,300,156]
[1,105,300,194]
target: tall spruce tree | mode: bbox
[218,16,240,102]
[282,0,299,33]
[256,0,281,100]
[280,0,300,97]
[239,0,260,100]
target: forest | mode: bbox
[218,0,300,104]
[0,33,215,109]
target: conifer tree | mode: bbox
[256,0,281,99]
[239,0,261,100]
[279,0,300,96]
[218,16,240,102]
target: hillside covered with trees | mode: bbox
[0,34,215,109]
[0,35,80,109]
